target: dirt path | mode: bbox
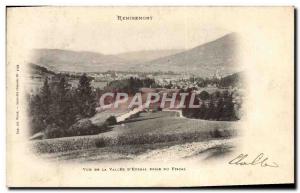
[135,138,235,161]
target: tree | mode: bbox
[222,94,237,121]
[41,78,51,103]
[197,102,207,119]
[48,76,70,128]
[29,94,45,135]
[205,98,216,120]
[40,78,52,123]
[215,98,224,121]
[28,78,53,134]
[199,91,210,101]
[76,74,96,118]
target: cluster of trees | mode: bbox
[188,72,243,88]
[28,74,97,137]
[28,75,165,138]
[29,63,56,76]
[218,72,243,88]
[105,77,161,94]
[182,90,238,121]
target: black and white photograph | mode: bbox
[27,30,244,162]
[6,6,294,187]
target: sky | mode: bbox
[8,7,232,55]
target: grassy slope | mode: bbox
[112,111,234,135]
[32,111,239,159]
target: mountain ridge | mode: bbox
[30,33,239,77]
[131,33,239,77]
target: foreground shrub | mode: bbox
[44,124,65,139]
[105,116,117,125]
[43,119,110,139]
[66,118,108,137]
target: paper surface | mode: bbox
[6,6,294,187]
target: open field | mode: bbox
[32,111,239,161]
[41,138,236,162]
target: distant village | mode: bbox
[27,67,242,92]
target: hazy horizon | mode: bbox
[32,48,186,56]
[8,7,231,55]
[32,32,233,56]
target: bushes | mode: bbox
[43,119,109,139]
[44,124,65,139]
[105,77,160,94]
[182,90,239,121]
[66,119,101,137]
[199,91,210,100]
[105,116,117,126]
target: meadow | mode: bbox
[32,111,239,161]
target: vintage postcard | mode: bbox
[6,6,294,187]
